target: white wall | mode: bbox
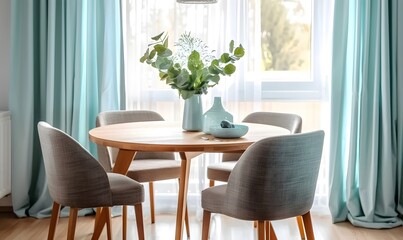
[0,0,11,111]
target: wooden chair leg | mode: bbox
[92,207,107,240]
[302,211,315,240]
[67,208,78,240]
[297,215,306,239]
[257,221,265,240]
[149,181,156,224]
[94,207,111,239]
[265,221,277,240]
[201,210,211,240]
[105,207,112,240]
[209,180,215,187]
[185,205,190,238]
[134,204,145,240]
[47,202,61,240]
[93,208,101,233]
[122,205,127,240]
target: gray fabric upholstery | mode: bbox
[202,130,325,221]
[242,112,302,135]
[207,112,303,182]
[201,185,227,214]
[96,110,179,177]
[126,160,181,182]
[206,161,236,182]
[37,122,144,208]
[108,173,144,205]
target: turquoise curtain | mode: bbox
[10,0,125,218]
[329,0,403,228]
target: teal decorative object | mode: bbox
[182,94,203,131]
[202,97,233,134]
[210,124,249,139]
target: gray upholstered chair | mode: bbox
[207,112,303,236]
[201,130,325,240]
[207,112,302,187]
[96,110,190,236]
[37,121,145,240]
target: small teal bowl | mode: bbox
[209,124,249,139]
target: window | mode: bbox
[122,0,333,212]
[259,0,332,100]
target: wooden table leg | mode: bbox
[175,152,195,240]
[112,149,137,175]
[92,149,137,239]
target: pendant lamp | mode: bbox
[177,0,217,3]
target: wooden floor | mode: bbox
[1,209,402,240]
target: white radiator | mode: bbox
[0,111,11,199]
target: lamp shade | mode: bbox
[177,0,217,3]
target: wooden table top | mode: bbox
[89,121,290,153]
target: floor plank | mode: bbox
[0,210,402,239]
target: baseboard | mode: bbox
[0,194,12,212]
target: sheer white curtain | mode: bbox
[121,0,332,219]
[122,0,261,218]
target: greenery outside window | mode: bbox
[260,0,332,100]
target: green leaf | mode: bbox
[167,65,181,79]
[229,40,234,53]
[176,69,190,87]
[154,44,167,53]
[220,53,231,63]
[210,75,220,84]
[151,32,164,41]
[155,57,172,70]
[188,51,204,73]
[149,49,157,60]
[211,59,220,66]
[234,45,245,58]
[158,49,173,57]
[139,49,149,63]
[223,64,236,75]
[140,54,147,63]
[180,90,195,100]
[159,72,168,79]
[203,74,220,84]
[165,77,174,84]
[163,38,169,48]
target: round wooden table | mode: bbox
[89,121,289,240]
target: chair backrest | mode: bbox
[224,130,324,221]
[222,112,303,162]
[96,110,175,171]
[37,122,112,208]
[243,112,302,134]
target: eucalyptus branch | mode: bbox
[140,32,245,100]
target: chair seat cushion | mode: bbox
[126,160,181,182]
[207,161,237,182]
[108,173,144,206]
[201,185,227,214]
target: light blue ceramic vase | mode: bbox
[182,94,203,131]
[202,97,233,134]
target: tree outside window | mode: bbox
[261,0,311,72]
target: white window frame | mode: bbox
[260,0,332,101]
